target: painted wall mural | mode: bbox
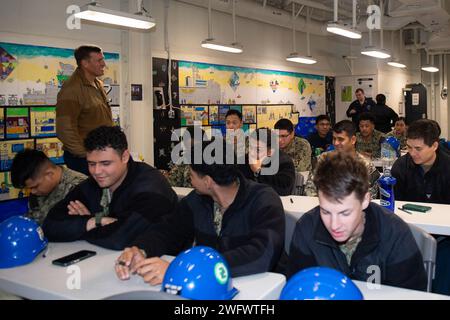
[0,42,120,206]
[178,61,325,117]
[0,42,120,106]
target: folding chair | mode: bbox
[408,224,437,292]
[291,171,305,196]
[284,211,300,253]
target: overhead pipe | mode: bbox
[175,0,418,38]
[175,0,328,36]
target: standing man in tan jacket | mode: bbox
[56,45,113,175]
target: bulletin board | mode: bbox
[0,106,63,202]
[0,41,121,207]
[30,106,56,137]
[179,104,295,135]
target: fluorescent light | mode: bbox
[286,53,317,64]
[326,22,362,39]
[388,61,407,68]
[74,4,155,30]
[361,47,391,59]
[421,65,439,72]
[201,39,243,53]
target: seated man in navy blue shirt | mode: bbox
[392,119,449,204]
[392,119,450,295]
[114,139,286,285]
[287,151,426,291]
[43,126,178,250]
[307,114,332,154]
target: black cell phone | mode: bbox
[52,250,97,267]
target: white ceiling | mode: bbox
[177,0,450,51]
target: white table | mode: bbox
[2,241,448,300]
[354,280,450,300]
[0,241,285,300]
[282,196,450,236]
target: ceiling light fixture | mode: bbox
[327,23,362,39]
[200,0,243,54]
[388,29,407,68]
[388,61,407,68]
[421,53,439,72]
[361,46,391,59]
[361,0,390,59]
[421,65,439,72]
[286,53,317,64]
[326,0,361,39]
[200,39,243,53]
[286,5,317,65]
[74,1,155,30]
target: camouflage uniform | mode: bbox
[339,235,363,265]
[304,152,380,199]
[356,130,385,159]
[28,167,86,225]
[282,136,312,172]
[387,130,407,150]
[167,163,192,188]
[167,135,248,188]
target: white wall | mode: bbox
[149,0,347,76]
[421,54,449,139]
[0,0,122,52]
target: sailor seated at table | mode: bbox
[287,151,427,291]
[11,149,86,225]
[304,120,379,199]
[114,139,286,285]
[42,126,178,250]
[355,113,385,159]
[391,119,450,295]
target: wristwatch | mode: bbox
[95,214,102,228]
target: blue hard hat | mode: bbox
[280,267,364,300]
[325,144,335,152]
[162,246,239,300]
[294,122,303,137]
[385,136,400,151]
[0,215,48,268]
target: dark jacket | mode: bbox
[307,131,333,152]
[370,103,399,133]
[391,149,450,204]
[134,177,286,277]
[239,150,296,196]
[346,98,376,126]
[42,158,178,250]
[287,202,427,291]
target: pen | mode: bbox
[398,207,413,215]
[290,198,293,204]
[42,246,50,258]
